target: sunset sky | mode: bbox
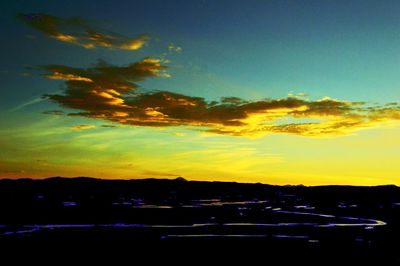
[1,0,400,185]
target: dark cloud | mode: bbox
[141,170,180,177]
[43,57,168,115]
[18,13,149,50]
[42,58,400,137]
[42,110,65,115]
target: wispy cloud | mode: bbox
[42,58,400,137]
[18,13,149,50]
[168,43,182,53]
[42,110,65,115]
[8,97,44,112]
[71,125,96,130]
[141,170,180,177]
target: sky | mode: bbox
[1,0,400,185]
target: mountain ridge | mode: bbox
[0,176,397,188]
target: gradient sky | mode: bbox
[1,0,400,185]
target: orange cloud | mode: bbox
[47,72,93,82]
[18,13,149,50]
[43,59,400,137]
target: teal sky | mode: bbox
[1,0,399,185]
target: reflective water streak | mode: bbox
[0,202,387,237]
[273,209,386,227]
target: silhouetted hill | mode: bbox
[0,177,398,206]
[0,177,399,263]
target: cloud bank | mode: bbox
[42,59,400,137]
[18,13,149,50]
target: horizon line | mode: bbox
[0,176,398,188]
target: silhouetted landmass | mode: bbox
[0,177,399,263]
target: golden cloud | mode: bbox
[71,125,96,130]
[43,58,400,137]
[18,13,149,50]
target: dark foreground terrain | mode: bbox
[0,177,399,263]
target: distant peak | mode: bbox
[175,176,187,182]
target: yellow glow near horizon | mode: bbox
[1,113,399,186]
